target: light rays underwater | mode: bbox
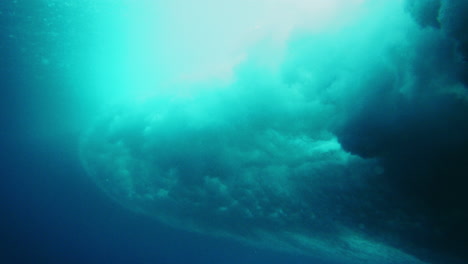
[76,0,468,263]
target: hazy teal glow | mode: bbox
[87,0,375,104]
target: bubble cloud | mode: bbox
[81,1,468,263]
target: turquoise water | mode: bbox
[2,0,468,263]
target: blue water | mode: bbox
[2,1,468,263]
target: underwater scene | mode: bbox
[1,0,468,263]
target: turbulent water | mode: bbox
[3,0,468,263]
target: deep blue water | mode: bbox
[2,1,468,264]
